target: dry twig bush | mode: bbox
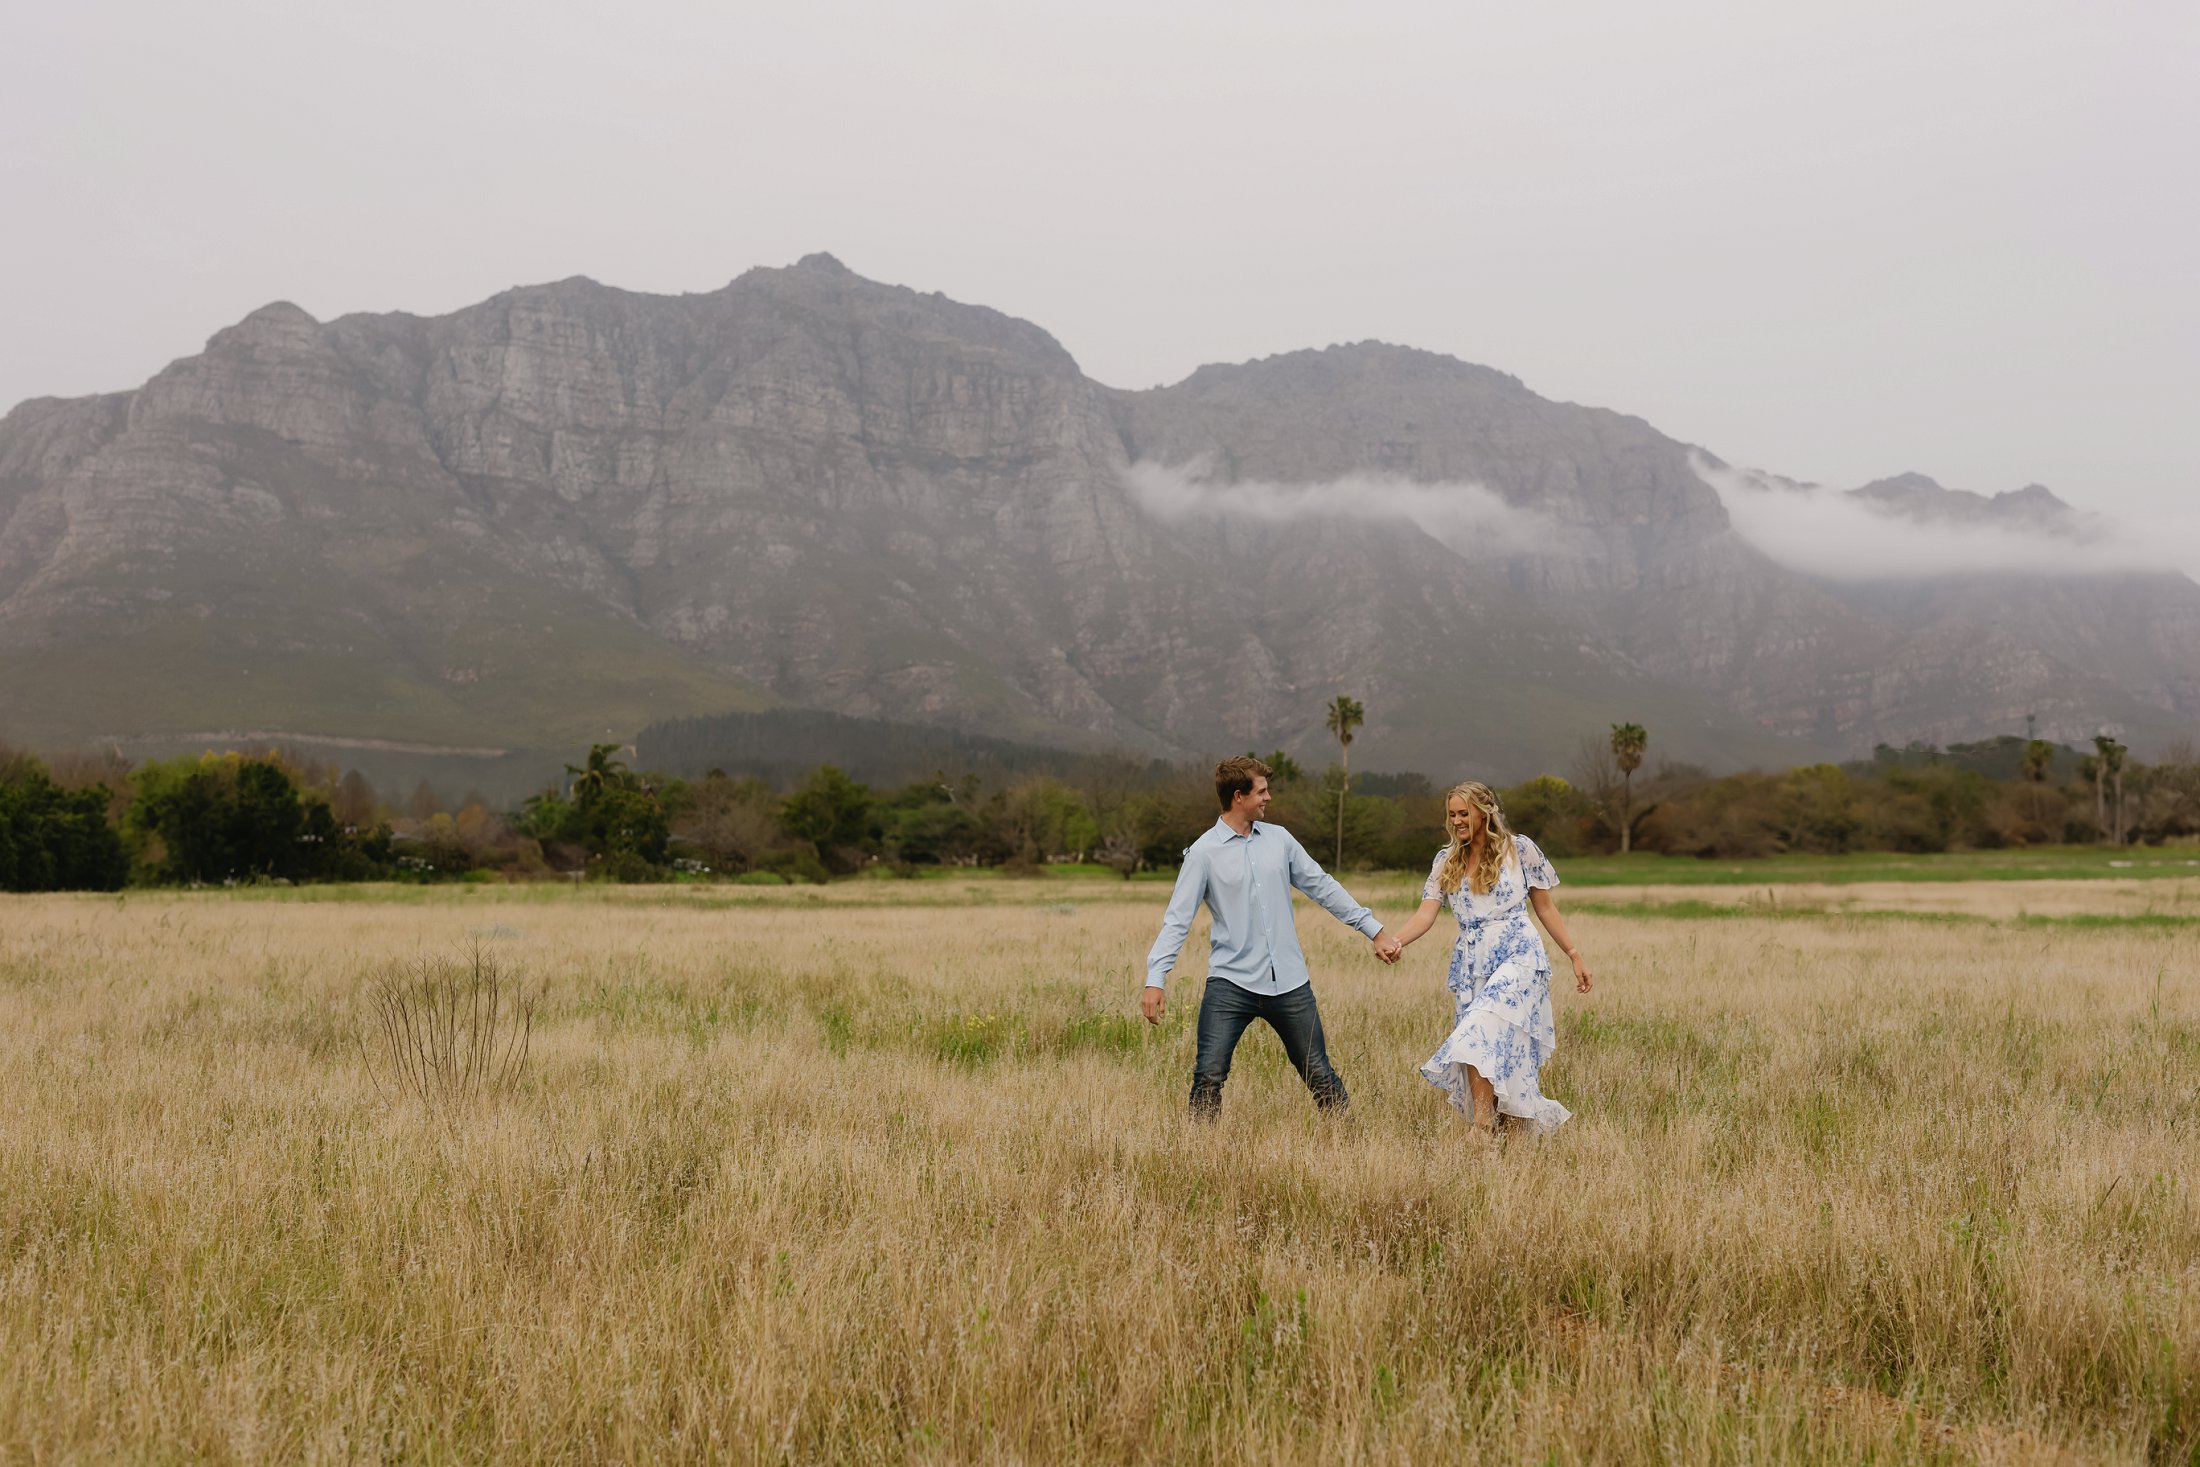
[360,945,535,1111]
[0,878,2193,1463]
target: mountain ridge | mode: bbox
[2,255,2193,786]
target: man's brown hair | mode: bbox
[1214,755,1272,811]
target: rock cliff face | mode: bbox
[2,253,2194,779]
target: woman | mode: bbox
[1388,782,1594,1138]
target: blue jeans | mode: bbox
[1189,977,1349,1117]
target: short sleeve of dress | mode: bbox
[1421,848,1447,904]
[1516,834,1559,890]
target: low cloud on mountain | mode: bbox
[1692,455,2176,581]
[1121,459,1569,558]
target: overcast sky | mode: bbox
[4,1,2194,551]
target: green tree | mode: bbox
[515,788,574,844]
[573,781,670,877]
[0,755,128,892]
[1877,763,1996,852]
[523,744,672,879]
[1500,774,1591,857]
[1095,802,1146,879]
[674,773,784,874]
[994,778,1097,864]
[2020,739,2055,783]
[300,798,394,880]
[2092,735,2127,844]
[1324,696,1365,867]
[1610,723,1648,854]
[1258,750,1304,788]
[1775,764,1863,853]
[1130,788,1218,872]
[781,765,872,870]
[883,794,983,867]
[127,753,308,884]
[2011,739,2060,845]
[565,743,630,803]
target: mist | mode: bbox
[1121,459,1569,559]
[1691,455,2178,581]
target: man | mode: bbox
[1143,755,1401,1117]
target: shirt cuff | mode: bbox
[1360,916,1384,937]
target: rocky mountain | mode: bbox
[1850,474,2087,531]
[2,252,2194,788]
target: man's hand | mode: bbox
[1373,932,1403,964]
[1141,985,1167,1024]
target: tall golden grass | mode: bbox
[0,880,2193,1463]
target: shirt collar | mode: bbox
[1215,817,1260,841]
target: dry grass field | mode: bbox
[2,875,2196,1464]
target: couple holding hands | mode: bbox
[1142,755,1596,1137]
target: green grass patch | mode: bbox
[1569,899,1761,921]
[1565,899,2200,931]
[2019,913,2200,931]
[902,862,1173,882]
[925,1012,1021,1068]
[1057,1011,1146,1057]
[42,840,2200,912]
[1542,846,2200,887]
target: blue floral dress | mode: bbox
[1417,834,1572,1135]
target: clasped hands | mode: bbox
[1371,931,1404,965]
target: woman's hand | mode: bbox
[1568,951,1594,993]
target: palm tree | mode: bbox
[565,742,630,805]
[2093,735,2125,844]
[2021,739,2054,784]
[1324,696,1365,868]
[2015,737,2058,840]
[2107,739,2129,845]
[1610,722,1648,853]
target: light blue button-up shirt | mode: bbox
[1145,818,1384,995]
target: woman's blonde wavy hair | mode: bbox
[1436,781,1517,896]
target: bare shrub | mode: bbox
[361,945,535,1109]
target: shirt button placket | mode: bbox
[1248,842,1266,990]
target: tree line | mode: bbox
[1553,730,2200,859]
[3,728,2197,894]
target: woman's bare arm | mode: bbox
[1394,897,1445,950]
[1529,886,1595,993]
